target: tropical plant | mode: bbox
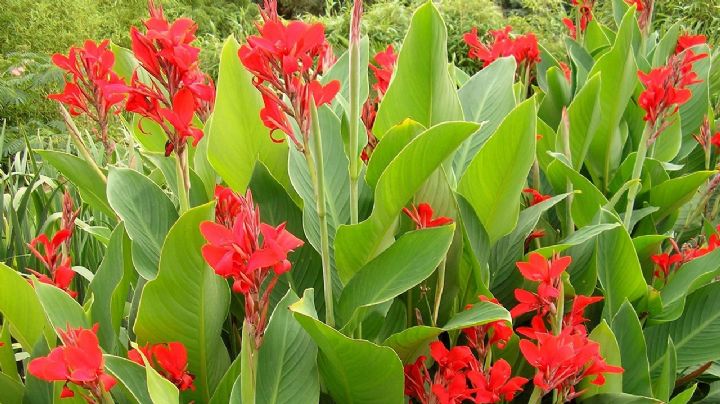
[2,0,720,403]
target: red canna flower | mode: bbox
[27,228,77,298]
[563,295,603,335]
[524,228,546,252]
[404,356,431,404]
[711,132,720,149]
[29,258,78,299]
[238,0,340,150]
[523,188,551,206]
[562,18,577,40]
[49,39,127,155]
[361,44,398,162]
[558,61,572,81]
[129,342,195,391]
[403,203,453,230]
[517,253,571,299]
[126,0,214,157]
[651,252,683,280]
[624,0,654,31]
[462,296,513,360]
[467,359,528,403]
[200,186,303,347]
[676,34,707,54]
[28,324,116,402]
[463,26,540,70]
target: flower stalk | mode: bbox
[59,105,107,183]
[623,124,652,230]
[241,318,259,403]
[348,0,363,225]
[174,148,191,214]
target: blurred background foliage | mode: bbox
[1,0,717,152]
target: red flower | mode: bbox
[238,1,340,150]
[516,253,571,299]
[523,188,551,206]
[562,18,577,40]
[404,356,430,404]
[524,229,546,251]
[520,327,623,400]
[624,0,653,30]
[402,203,453,230]
[362,44,398,163]
[29,258,77,299]
[429,342,476,404]
[126,0,214,156]
[711,132,720,148]
[651,253,682,280]
[676,34,707,54]
[563,295,603,334]
[129,342,195,391]
[464,26,540,69]
[462,296,513,357]
[28,325,116,401]
[510,289,546,319]
[27,229,77,298]
[558,62,572,81]
[467,359,528,403]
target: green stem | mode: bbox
[553,280,565,335]
[623,125,653,230]
[240,319,258,404]
[306,103,335,327]
[528,386,545,404]
[348,32,361,225]
[560,109,574,236]
[431,258,447,327]
[174,149,191,214]
[59,105,106,183]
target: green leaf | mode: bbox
[458,98,537,244]
[660,248,720,310]
[107,167,178,280]
[35,282,89,332]
[337,226,454,326]
[207,36,290,194]
[585,8,638,186]
[646,282,720,373]
[0,371,23,404]
[454,57,517,176]
[547,158,609,227]
[651,337,676,402]
[290,290,404,404]
[142,349,180,404]
[611,301,653,397]
[134,203,231,402]
[366,120,425,189]
[582,393,662,403]
[0,264,49,351]
[568,74,602,169]
[670,384,696,404]
[581,321,623,397]
[649,171,715,223]
[335,121,479,282]
[36,150,114,217]
[596,214,647,317]
[372,1,462,137]
[104,355,153,404]
[90,224,134,353]
[257,289,320,404]
[383,301,511,363]
[208,356,242,404]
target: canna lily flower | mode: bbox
[563,295,604,334]
[624,0,654,31]
[516,252,571,299]
[675,34,707,54]
[463,26,540,69]
[28,325,116,401]
[524,228,546,251]
[404,356,431,404]
[129,342,195,391]
[402,203,453,230]
[523,188,551,206]
[651,252,683,280]
[562,18,577,40]
[462,296,513,358]
[467,359,528,403]
[362,44,398,162]
[27,229,71,272]
[27,228,77,298]
[157,88,204,155]
[29,258,77,299]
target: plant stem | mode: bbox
[306,103,335,327]
[348,25,361,225]
[431,258,447,327]
[174,148,191,214]
[59,105,106,183]
[560,109,574,236]
[553,280,565,335]
[240,319,258,403]
[528,386,544,404]
[623,124,653,230]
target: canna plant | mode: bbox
[3,0,720,402]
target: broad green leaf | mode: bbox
[104,355,153,404]
[454,57,517,176]
[538,66,573,129]
[36,150,114,217]
[0,264,50,351]
[456,195,491,303]
[651,22,680,67]
[651,112,682,162]
[581,321,623,397]
[208,356,242,404]
[335,121,479,282]
[290,290,404,404]
[651,337,676,402]
[458,98,537,244]
[568,74,602,169]
[90,224,134,353]
[0,372,23,404]
[257,289,320,404]
[35,282,89,332]
[366,120,425,189]
[110,42,138,82]
[583,393,661,403]
[646,282,720,372]
[337,226,454,326]
[134,203,231,402]
[207,36,290,194]
[0,322,19,381]
[596,214,647,317]
[383,301,511,363]
[107,167,178,280]
[131,115,166,154]
[661,248,720,309]
[372,2,462,137]
[670,384,697,404]
[649,171,715,223]
[585,8,638,186]
[611,301,653,397]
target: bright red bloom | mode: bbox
[462,296,513,358]
[523,188,551,206]
[362,44,398,163]
[28,325,116,401]
[711,132,720,148]
[430,342,476,404]
[404,356,430,404]
[126,0,214,156]
[524,229,546,251]
[563,18,577,40]
[517,253,571,299]
[238,1,340,150]
[624,0,653,30]
[520,327,623,401]
[129,342,195,391]
[27,229,77,298]
[464,26,540,69]
[676,34,707,54]
[467,359,528,403]
[559,61,572,81]
[402,203,453,230]
[29,258,77,299]
[510,289,546,319]
[563,295,603,334]
[651,252,683,280]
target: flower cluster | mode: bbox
[511,253,623,401]
[462,297,513,361]
[129,342,195,391]
[692,116,720,151]
[651,224,720,282]
[27,231,76,298]
[28,325,116,402]
[361,45,398,162]
[403,203,453,230]
[463,26,540,71]
[562,0,595,40]
[637,36,707,141]
[126,0,215,156]
[624,0,653,31]
[200,186,303,346]
[49,39,127,155]
[238,0,339,150]
[522,188,551,207]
